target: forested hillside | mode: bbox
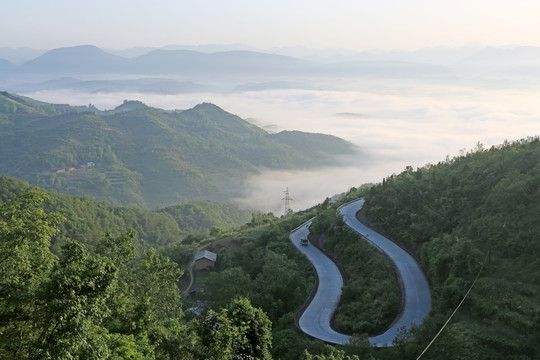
[0,92,356,208]
[0,176,251,253]
[0,174,320,359]
[198,137,539,359]
[0,189,274,359]
[358,137,539,359]
[1,138,538,359]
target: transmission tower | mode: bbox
[282,187,293,215]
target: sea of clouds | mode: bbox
[22,78,540,213]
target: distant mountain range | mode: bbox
[0,44,455,78]
[5,45,316,76]
[2,43,540,67]
[0,91,356,208]
[1,44,540,94]
[0,58,15,72]
[455,46,540,68]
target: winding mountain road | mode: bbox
[290,198,431,346]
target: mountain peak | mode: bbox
[50,44,101,52]
[192,102,224,112]
[34,45,115,59]
[113,100,149,112]
[20,45,127,73]
[0,93,356,208]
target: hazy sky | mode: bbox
[4,0,540,50]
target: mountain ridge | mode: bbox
[4,44,540,95]
[2,44,456,78]
[19,45,128,73]
[0,92,356,209]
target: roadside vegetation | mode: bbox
[357,137,540,359]
[0,186,275,359]
[0,176,251,255]
[1,136,538,359]
[309,204,400,337]
[192,209,324,359]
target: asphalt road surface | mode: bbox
[290,198,431,346]
[289,220,351,344]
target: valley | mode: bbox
[0,45,539,360]
[0,91,356,209]
[0,137,538,359]
[3,1,540,358]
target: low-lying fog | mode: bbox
[22,79,540,214]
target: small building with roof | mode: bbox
[193,250,217,271]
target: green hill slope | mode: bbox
[0,92,356,208]
[360,137,539,359]
[0,174,306,359]
[1,138,537,359]
[0,176,251,253]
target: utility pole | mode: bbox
[282,187,293,215]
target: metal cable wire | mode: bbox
[416,251,489,360]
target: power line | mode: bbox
[416,251,489,360]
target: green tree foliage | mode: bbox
[0,191,61,358]
[199,298,273,360]
[0,92,356,208]
[1,190,291,359]
[0,176,251,254]
[302,345,365,360]
[310,207,400,336]
[362,137,540,359]
[4,134,538,358]
[248,211,278,227]
[159,200,252,234]
[193,211,319,359]
[0,191,195,359]
[32,239,117,358]
[200,222,315,319]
